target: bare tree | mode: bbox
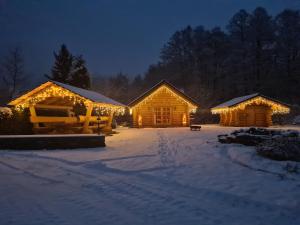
[1,47,25,99]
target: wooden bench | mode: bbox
[190,124,202,131]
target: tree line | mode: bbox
[92,7,300,108]
[1,7,300,109]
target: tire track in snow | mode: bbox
[0,161,143,225]
[0,160,62,184]
[0,165,72,225]
[1,141,299,225]
[0,152,215,224]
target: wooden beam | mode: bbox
[30,116,78,124]
[41,97,59,105]
[35,104,73,110]
[78,115,109,123]
[83,103,93,133]
[29,105,39,129]
[103,111,114,132]
[132,108,137,127]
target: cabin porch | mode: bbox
[28,98,114,134]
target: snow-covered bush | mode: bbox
[257,137,300,162]
[0,108,32,135]
[293,115,300,125]
[219,128,300,161]
[0,107,13,119]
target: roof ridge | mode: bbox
[128,79,199,107]
[212,93,289,110]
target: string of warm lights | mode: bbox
[131,85,197,113]
[211,96,290,115]
[14,85,87,110]
[14,84,125,115]
[94,105,125,115]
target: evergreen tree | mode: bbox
[47,44,91,89]
[93,7,300,108]
[129,74,144,100]
[227,9,251,94]
[248,7,275,87]
[70,56,91,89]
[227,9,250,44]
[47,44,73,83]
[275,9,300,102]
[275,10,300,78]
[107,73,129,103]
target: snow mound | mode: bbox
[293,115,300,125]
[219,127,300,161]
[0,107,12,119]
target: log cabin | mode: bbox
[211,93,290,127]
[8,80,125,134]
[128,80,199,128]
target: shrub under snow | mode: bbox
[293,115,300,125]
[218,127,300,162]
[0,108,32,135]
[0,107,13,119]
[257,137,300,162]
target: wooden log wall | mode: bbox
[132,88,190,127]
[219,104,273,127]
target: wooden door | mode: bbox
[154,107,171,126]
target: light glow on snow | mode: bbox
[0,125,299,224]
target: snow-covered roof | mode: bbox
[8,80,125,107]
[212,93,260,109]
[211,93,290,114]
[128,80,199,107]
[51,81,125,106]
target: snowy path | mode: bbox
[0,125,300,225]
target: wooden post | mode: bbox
[153,108,156,126]
[224,112,229,126]
[29,105,39,129]
[138,114,143,127]
[233,110,238,126]
[266,109,273,127]
[83,103,93,133]
[220,113,225,126]
[132,108,137,128]
[103,110,114,132]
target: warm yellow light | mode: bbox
[138,115,142,127]
[182,113,187,125]
[13,83,126,115]
[211,96,290,115]
[132,85,197,113]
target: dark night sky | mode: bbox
[1,0,299,81]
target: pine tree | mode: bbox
[47,44,73,83]
[46,45,91,89]
[248,7,275,87]
[70,56,91,89]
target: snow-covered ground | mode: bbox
[0,125,300,225]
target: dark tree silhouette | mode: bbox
[70,56,91,89]
[47,44,73,83]
[140,7,300,108]
[1,47,25,99]
[46,44,91,89]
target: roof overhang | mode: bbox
[211,95,290,115]
[128,80,199,110]
[8,81,125,112]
